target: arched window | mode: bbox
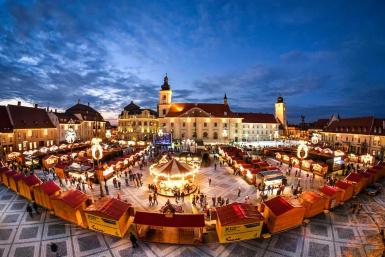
[203,132,208,138]
[213,132,218,140]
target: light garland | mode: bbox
[91,138,103,161]
[297,140,308,159]
[65,128,76,144]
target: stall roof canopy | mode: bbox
[300,191,322,202]
[216,202,263,226]
[5,170,17,177]
[52,190,89,209]
[345,172,362,183]
[85,197,131,220]
[320,185,337,196]
[13,173,25,181]
[336,180,351,190]
[264,196,293,216]
[39,181,61,196]
[23,175,42,186]
[0,167,9,173]
[134,211,205,227]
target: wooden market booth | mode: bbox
[3,170,17,188]
[134,211,205,244]
[84,197,132,237]
[18,175,42,201]
[319,185,343,210]
[335,180,354,202]
[301,160,314,172]
[299,191,327,218]
[42,155,59,169]
[366,167,381,182]
[33,181,61,210]
[362,171,374,185]
[345,172,366,195]
[51,189,91,228]
[9,172,25,193]
[0,167,9,183]
[215,202,264,243]
[262,196,306,234]
[245,168,261,185]
[54,163,69,178]
[311,163,328,177]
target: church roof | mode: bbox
[65,103,104,122]
[161,74,171,90]
[236,112,278,123]
[0,106,13,133]
[122,101,157,116]
[165,103,237,118]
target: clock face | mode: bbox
[65,129,76,144]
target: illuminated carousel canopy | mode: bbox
[151,158,196,180]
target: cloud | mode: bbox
[18,56,40,65]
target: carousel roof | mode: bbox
[153,158,195,177]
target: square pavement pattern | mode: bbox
[0,166,384,257]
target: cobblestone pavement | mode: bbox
[0,161,384,257]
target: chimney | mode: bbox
[17,101,21,106]
[88,102,90,106]
[34,104,38,108]
[55,109,57,113]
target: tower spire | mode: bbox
[224,93,228,105]
[161,73,170,90]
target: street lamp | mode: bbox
[91,138,104,197]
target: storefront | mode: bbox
[134,211,205,244]
[84,197,132,237]
[216,202,264,243]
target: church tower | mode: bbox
[275,96,287,128]
[158,74,172,118]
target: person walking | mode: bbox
[130,233,139,248]
[153,193,158,205]
[149,194,153,206]
[237,187,241,197]
[208,177,212,187]
[32,202,40,215]
[26,204,33,218]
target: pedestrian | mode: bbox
[208,177,211,187]
[212,196,216,207]
[149,194,153,206]
[32,202,40,215]
[129,233,139,248]
[181,191,185,203]
[26,204,33,218]
[226,198,229,205]
[237,187,241,197]
[214,163,217,170]
[153,193,158,205]
[125,177,129,186]
[118,181,121,190]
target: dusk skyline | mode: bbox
[1,0,385,124]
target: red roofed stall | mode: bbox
[319,185,343,209]
[362,171,374,185]
[366,167,381,182]
[9,172,25,193]
[245,168,261,184]
[215,202,264,243]
[335,180,354,202]
[299,191,327,218]
[262,196,306,234]
[0,167,9,183]
[32,181,61,210]
[84,197,133,237]
[134,211,205,244]
[51,189,91,228]
[18,175,42,201]
[345,172,365,195]
[3,170,17,188]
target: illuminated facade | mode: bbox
[117,101,158,141]
[238,113,279,141]
[275,96,287,129]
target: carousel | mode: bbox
[150,157,199,197]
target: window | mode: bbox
[171,123,174,127]
[162,109,166,115]
[214,122,217,127]
[181,133,185,138]
[193,122,196,127]
[203,132,208,138]
[204,122,207,127]
[162,95,166,100]
[213,132,218,139]
[224,123,227,128]
[182,122,186,127]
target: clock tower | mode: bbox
[158,74,172,118]
[275,96,287,129]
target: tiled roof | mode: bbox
[7,105,55,129]
[236,112,278,123]
[54,112,81,124]
[85,197,131,220]
[312,119,329,129]
[53,189,89,209]
[165,103,237,118]
[22,175,42,186]
[326,116,374,134]
[0,106,13,133]
[216,202,263,226]
[122,101,157,116]
[66,103,104,122]
[320,185,337,196]
[39,181,61,196]
[264,196,293,216]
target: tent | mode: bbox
[263,196,306,234]
[215,202,264,243]
[84,197,132,237]
[345,172,365,195]
[335,180,354,202]
[51,190,91,228]
[33,181,61,210]
[18,175,42,201]
[134,211,205,244]
[319,185,342,209]
[299,191,327,218]
[9,172,25,193]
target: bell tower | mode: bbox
[158,74,172,118]
[275,95,287,128]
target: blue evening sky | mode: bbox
[0,0,385,123]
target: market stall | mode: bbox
[245,168,261,185]
[299,191,327,218]
[42,155,59,169]
[9,172,25,193]
[290,157,300,168]
[134,211,205,244]
[345,172,365,195]
[3,170,17,188]
[362,171,374,186]
[51,189,91,228]
[319,185,342,209]
[335,180,354,202]
[311,163,328,177]
[0,167,9,183]
[54,163,69,178]
[301,160,313,172]
[366,167,381,182]
[262,196,306,234]
[84,197,132,237]
[282,154,291,164]
[256,170,286,187]
[18,175,42,201]
[216,202,264,243]
[33,181,61,210]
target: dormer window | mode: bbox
[224,112,227,116]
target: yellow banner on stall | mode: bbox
[85,213,121,237]
[219,222,263,243]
